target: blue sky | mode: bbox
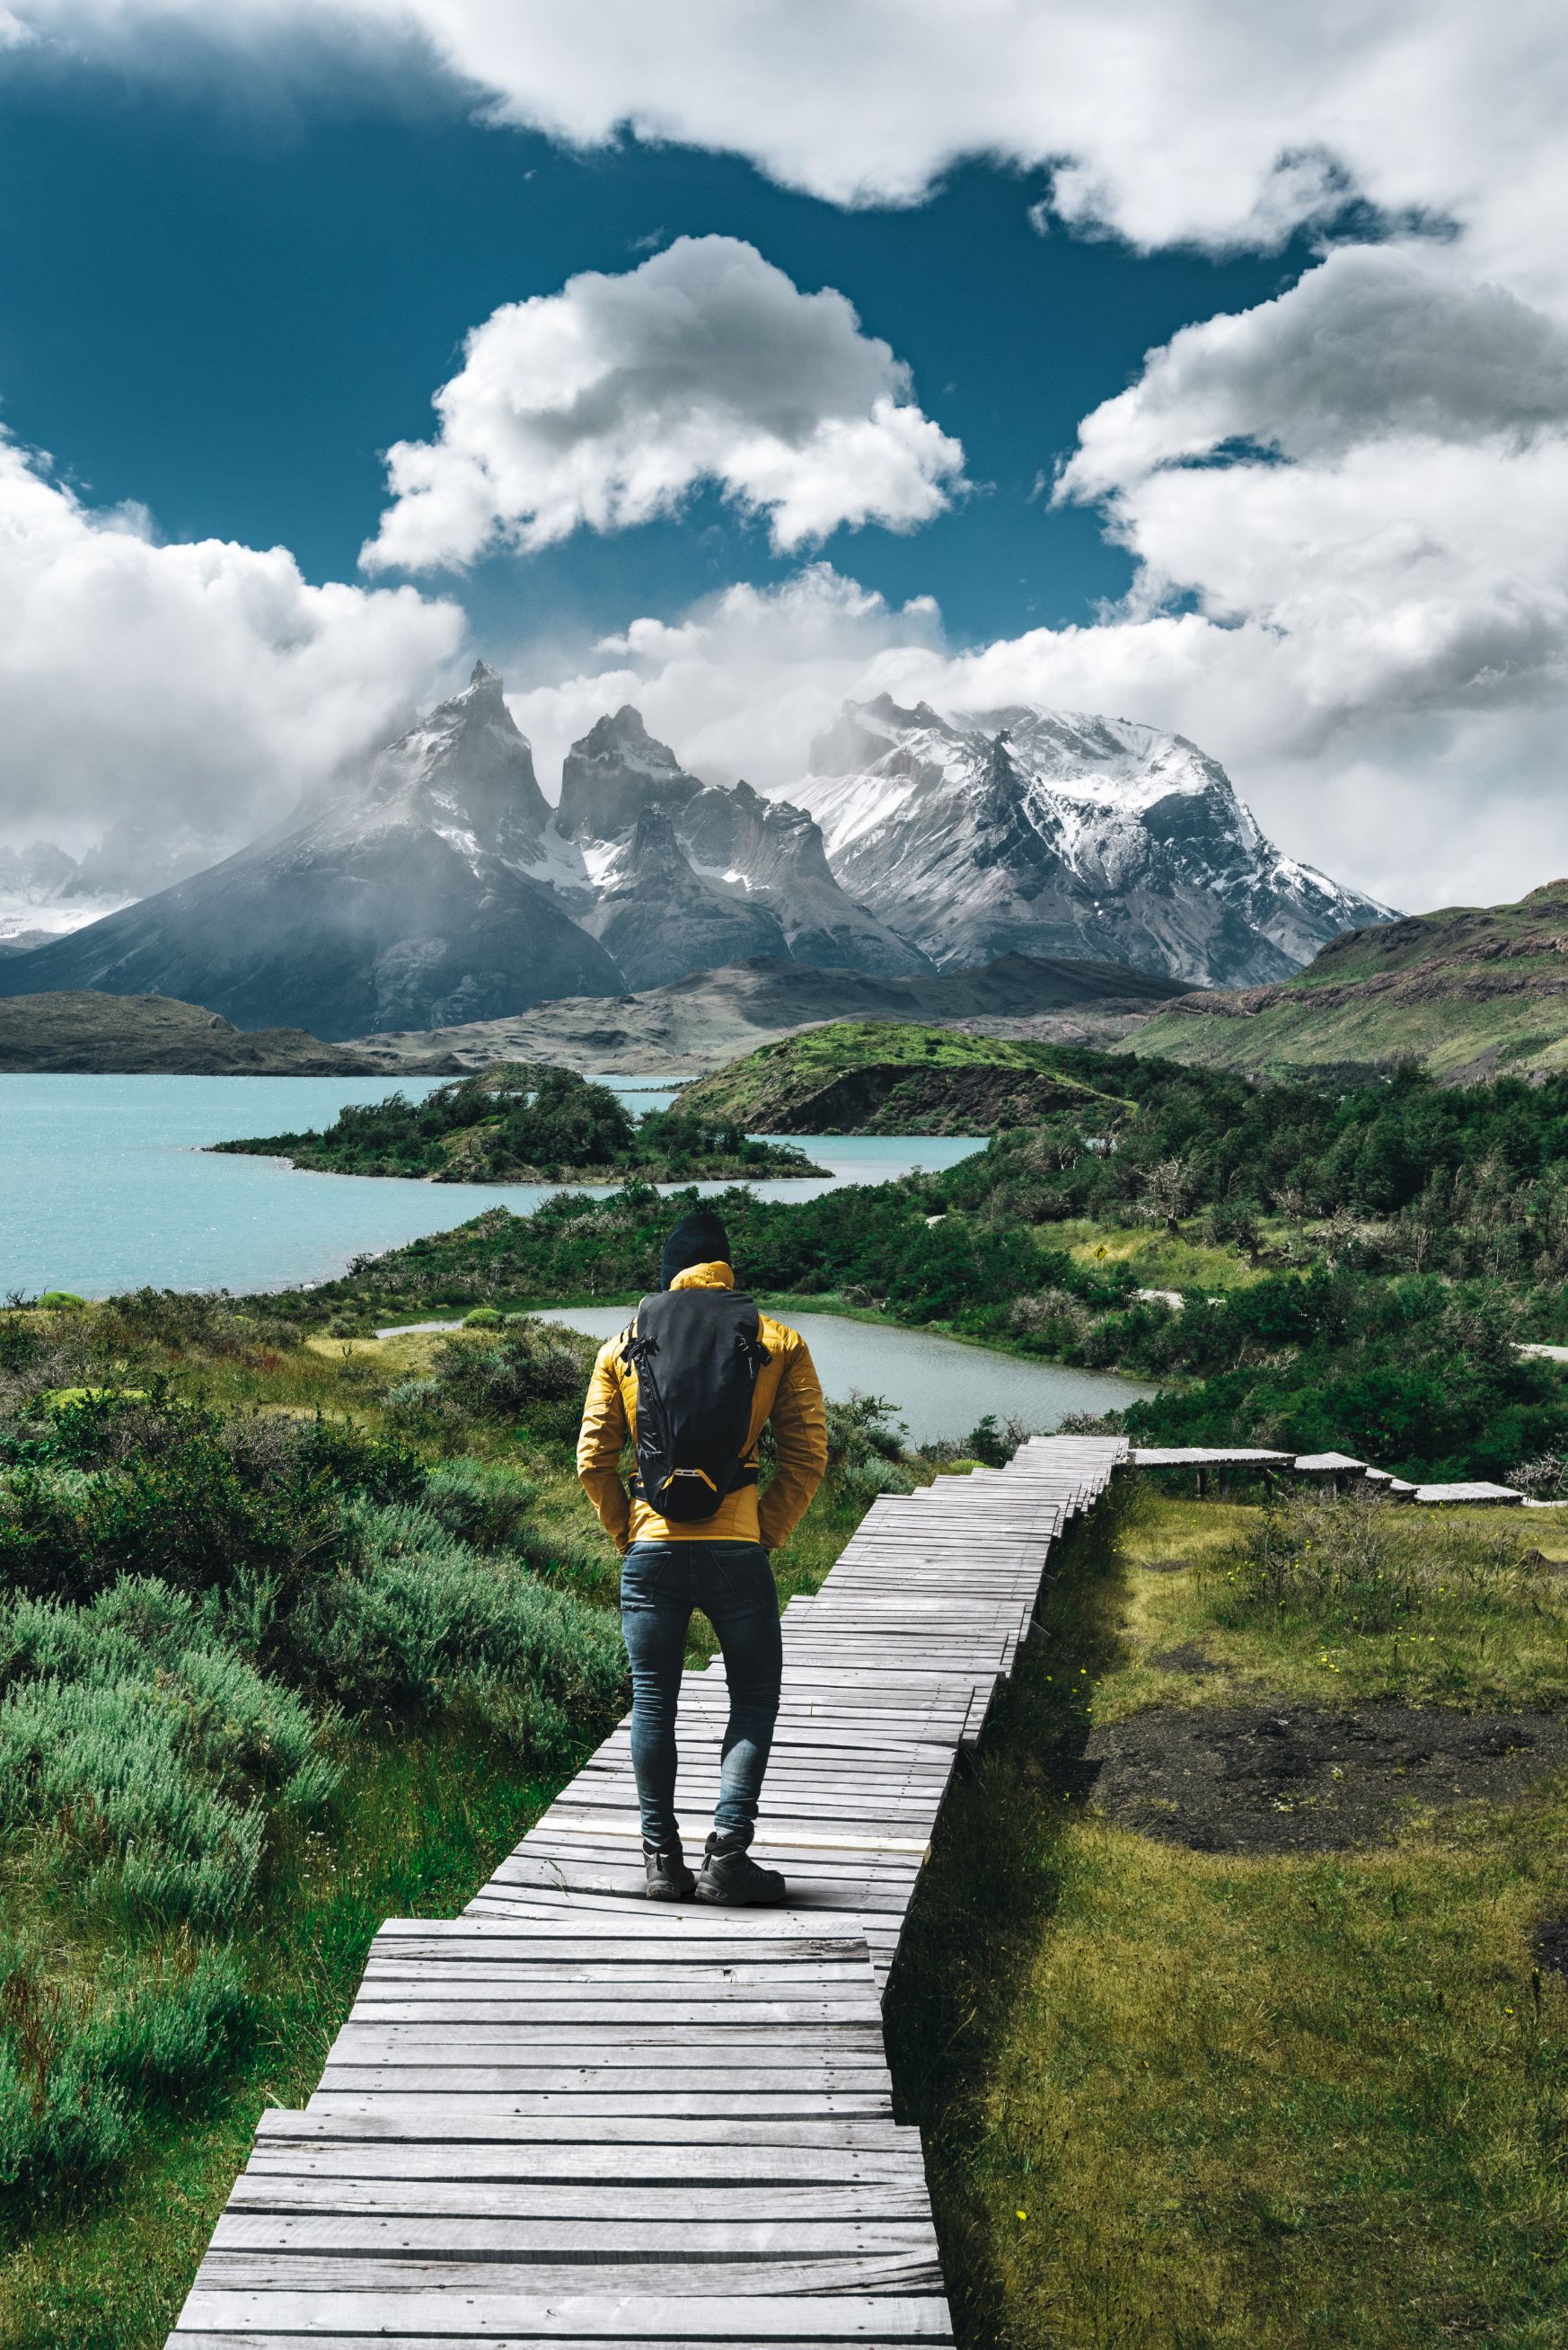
[0,42,1305,650]
[0,4,1561,914]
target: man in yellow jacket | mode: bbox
[577,1207,827,1903]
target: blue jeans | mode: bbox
[620,1541,783,1851]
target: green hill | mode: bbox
[1127,880,1568,1082]
[676,1022,1133,1133]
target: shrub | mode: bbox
[283,1503,626,1755]
[421,1457,539,1552]
[403,1320,595,1447]
[0,1393,422,1606]
[0,1941,251,2195]
[0,1577,337,1922]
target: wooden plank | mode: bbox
[172,2290,956,2337]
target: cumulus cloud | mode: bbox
[0,433,463,853]
[1035,245,1568,906]
[504,564,946,795]
[1061,244,1568,497]
[362,236,965,571]
[16,3,1568,295]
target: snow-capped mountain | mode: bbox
[0,673,1393,1035]
[0,667,621,1033]
[0,671,923,1034]
[790,696,1396,987]
[548,705,929,984]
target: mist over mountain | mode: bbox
[0,668,1394,1037]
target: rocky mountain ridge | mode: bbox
[0,667,1393,1037]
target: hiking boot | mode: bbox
[695,1831,787,1905]
[642,1839,696,1901]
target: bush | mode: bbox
[0,1578,337,1922]
[393,1320,595,1448]
[421,1457,539,1551]
[0,1941,251,2195]
[0,1392,422,1606]
[283,1503,626,1756]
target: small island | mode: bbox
[212,1060,827,1184]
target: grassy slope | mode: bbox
[1130,879,1568,1081]
[678,1021,1133,1131]
[888,1489,1568,2350]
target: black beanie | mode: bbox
[660,1208,733,1289]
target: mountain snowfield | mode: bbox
[0,667,1395,1035]
[789,696,1396,989]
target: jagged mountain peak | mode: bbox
[355,660,549,846]
[557,705,696,842]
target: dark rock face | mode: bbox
[790,695,1398,989]
[676,781,929,976]
[556,712,930,985]
[577,807,794,990]
[557,705,697,842]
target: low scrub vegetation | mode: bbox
[0,1285,944,2344]
[0,1294,627,2256]
[211,1061,821,1184]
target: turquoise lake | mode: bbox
[0,1073,1154,1436]
[0,1073,984,1299]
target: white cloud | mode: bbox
[503,563,945,795]
[17,3,1568,295]
[1061,244,1568,498]
[0,433,463,852]
[1026,246,1568,906]
[362,236,965,571]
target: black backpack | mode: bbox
[621,1287,771,1523]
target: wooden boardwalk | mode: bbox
[166,1435,1127,2347]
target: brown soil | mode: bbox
[1081,1701,1568,1855]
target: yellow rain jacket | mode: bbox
[577,1262,827,1553]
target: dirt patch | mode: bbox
[1535,1916,1568,1981]
[1150,1643,1221,1676]
[1082,1702,1568,1854]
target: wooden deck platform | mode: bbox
[166,1435,1128,2347]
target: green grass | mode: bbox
[678,1020,1137,1128]
[0,1723,564,2349]
[886,1488,1568,2350]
